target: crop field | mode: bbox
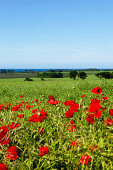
[0,75,113,169]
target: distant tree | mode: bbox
[69,71,78,80]
[41,72,63,78]
[78,71,87,79]
[25,69,28,73]
[49,69,55,72]
[7,70,14,73]
[95,72,111,79]
[1,69,7,73]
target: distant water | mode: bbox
[0,68,112,72]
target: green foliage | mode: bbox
[41,72,63,78]
[78,71,87,79]
[69,70,78,80]
[95,72,113,79]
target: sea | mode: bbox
[0,68,112,72]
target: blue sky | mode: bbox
[0,0,113,68]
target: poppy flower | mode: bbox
[12,106,18,112]
[0,125,10,145]
[28,114,43,122]
[104,119,113,126]
[6,146,18,160]
[20,95,23,98]
[109,109,113,116]
[0,163,8,170]
[65,110,74,118]
[39,146,49,156]
[88,99,101,113]
[38,128,44,133]
[68,125,76,132]
[86,114,95,124]
[32,109,37,114]
[80,155,91,165]
[8,122,19,129]
[17,114,24,118]
[0,104,3,111]
[35,99,38,102]
[48,96,60,105]
[81,95,86,97]
[91,86,102,94]
[94,110,102,118]
[49,95,54,99]
[25,105,33,110]
[89,145,101,152]
[70,140,79,148]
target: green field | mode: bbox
[0,75,113,169]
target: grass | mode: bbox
[0,75,113,169]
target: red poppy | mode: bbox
[12,106,18,112]
[25,105,32,110]
[68,125,76,132]
[6,146,18,160]
[38,128,44,133]
[20,95,23,98]
[39,146,49,156]
[32,109,37,114]
[8,122,19,129]
[49,95,54,99]
[81,95,86,97]
[28,114,44,122]
[89,145,100,152]
[70,140,79,148]
[86,114,95,124]
[17,114,24,118]
[0,125,10,145]
[0,104,3,111]
[65,110,74,118]
[94,110,102,118]
[101,97,109,102]
[104,119,113,126]
[80,155,91,165]
[0,163,8,170]
[35,99,38,102]
[91,86,102,94]
[88,99,101,113]
[40,109,48,120]
[109,109,113,116]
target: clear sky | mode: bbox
[0,0,113,69]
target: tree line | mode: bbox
[95,72,113,79]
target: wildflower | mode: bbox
[70,140,79,148]
[0,163,8,170]
[17,114,24,118]
[8,122,19,129]
[20,95,23,98]
[39,146,49,156]
[25,105,32,110]
[65,110,74,118]
[68,125,76,132]
[88,99,101,113]
[0,125,10,145]
[32,109,37,114]
[80,155,91,165]
[81,95,86,97]
[104,119,113,126]
[86,114,95,124]
[38,128,44,133]
[6,146,18,160]
[109,109,113,116]
[91,86,102,94]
